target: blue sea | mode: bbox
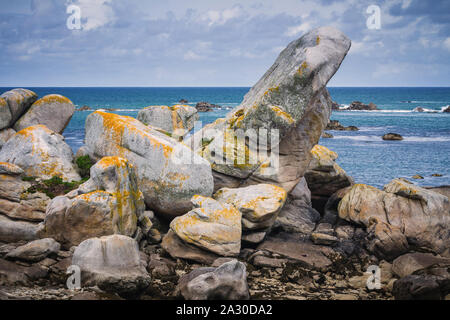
[2,87,449,189]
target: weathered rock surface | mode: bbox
[214,184,287,232]
[0,215,41,243]
[161,230,219,264]
[168,195,242,257]
[84,111,213,217]
[346,101,378,111]
[305,145,353,213]
[137,104,198,138]
[191,27,351,192]
[257,233,335,270]
[41,156,144,248]
[0,168,50,222]
[5,238,60,262]
[14,94,75,134]
[339,179,450,258]
[196,102,219,112]
[325,120,358,131]
[0,89,38,129]
[0,125,80,181]
[382,133,403,141]
[176,260,249,300]
[0,128,16,149]
[72,235,151,298]
[392,253,450,278]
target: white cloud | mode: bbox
[284,22,311,37]
[203,5,243,26]
[75,0,115,31]
[183,50,203,61]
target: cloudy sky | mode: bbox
[1,0,449,87]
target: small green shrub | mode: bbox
[75,155,94,178]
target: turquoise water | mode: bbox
[1,87,449,188]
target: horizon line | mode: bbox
[1,85,450,88]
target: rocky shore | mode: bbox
[0,27,449,301]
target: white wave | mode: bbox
[332,135,450,142]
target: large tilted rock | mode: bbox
[41,156,144,248]
[168,195,242,257]
[0,125,80,181]
[137,105,198,138]
[304,145,353,213]
[189,27,351,192]
[84,111,213,217]
[13,94,75,134]
[176,260,249,300]
[5,238,60,262]
[0,89,38,129]
[392,252,450,278]
[338,179,450,259]
[72,235,151,298]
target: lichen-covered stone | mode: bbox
[14,94,75,134]
[169,195,242,257]
[0,125,80,181]
[84,111,213,217]
[191,27,351,192]
[0,88,38,128]
[137,104,198,138]
[41,157,144,248]
[0,128,16,149]
[214,184,287,231]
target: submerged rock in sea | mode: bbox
[338,178,450,259]
[176,260,249,300]
[0,125,80,182]
[14,94,75,134]
[195,102,219,112]
[326,120,358,131]
[347,101,378,111]
[72,235,151,298]
[137,104,198,138]
[84,111,213,217]
[189,26,351,192]
[41,156,144,248]
[382,133,403,141]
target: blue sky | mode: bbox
[1,0,449,87]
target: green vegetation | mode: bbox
[26,176,88,199]
[75,155,94,178]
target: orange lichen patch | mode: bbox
[15,124,53,138]
[0,97,7,107]
[316,36,320,45]
[33,94,72,106]
[96,111,173,159]
[96,156,129,169]
[297,61,308,76]
[270,105,294,124]
[165,172,190,182]
[311,144,338,161]
[76,190,111,202]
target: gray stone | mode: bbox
[392,253,450,278]
[5,238,60,262]
[0,215,40,243]
[0,128,16,149]
[72,235,151,298]
[177,260,249,300]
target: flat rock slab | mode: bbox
[257,234,334,270]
